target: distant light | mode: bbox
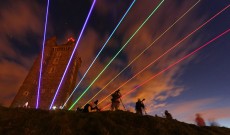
[68,37,75,42]
[52,106,57,110]
[23,102,29,108]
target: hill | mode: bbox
[0,106,230,135]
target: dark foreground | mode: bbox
[0,106,230,135]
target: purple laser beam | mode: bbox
[49,0,96,109]
[36,0,50,109]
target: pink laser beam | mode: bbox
[97,4,230,106]
[101,28,230,110]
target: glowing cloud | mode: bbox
[82,0,201,107]
[62,0,137,108]
[101,28,230,110]
[97,4,230,106]
[69,0,165,110]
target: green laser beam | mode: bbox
[82,0,200,107]
[69,0,165,110]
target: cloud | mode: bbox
[0,0,228,128]
[0,60,28,106]
[0,0,43,57]
[72,0,205,109]
[0,0,206,110]
[0,0,44,107]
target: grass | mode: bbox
[0,106,229,135]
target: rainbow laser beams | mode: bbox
[82,0,201,107]
[36,0,50,109]
[101,28,230,110]
[97,4,230,106]
[69,0,165,110]
[62,0,137,108]
[49,0,96,110]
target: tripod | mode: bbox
[141,99,147,115]
[119,98,126,111]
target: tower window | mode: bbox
[70,75,74,83]
[23,91,29,96]
[33,80,37,84]
[51,89,55,93]
[41,89,46,94]
[49,67,55,73]
[56,52,62,57]
[53,58,59,64]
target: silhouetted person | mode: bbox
[83,100,101,113]
[165,110,173,119]
[209,119,219,127]
[83,102,93,113]
[135,99,145,115]
[195,113,206,126]
[92,100,100,112]
[111,89,121,111]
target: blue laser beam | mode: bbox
[62,0,137,109]
[69,0,165,110]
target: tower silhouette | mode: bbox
[11,37,82,109]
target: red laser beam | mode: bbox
[97,4,230,106]
[101,28,230,110]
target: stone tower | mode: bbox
[11,37,82,109]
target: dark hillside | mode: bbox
[0,107,230,135]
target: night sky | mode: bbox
[0,0,230,127]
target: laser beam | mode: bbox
[82,0,201,107]
[62,0,137,108]
[36,0,50,109]
[97,4,230,106]
[69,0,165,110]
[49,0,96,110]
[101,28,230,110]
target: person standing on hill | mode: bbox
[111,89,121,111]
[195,113,206,126]
[135,99,145,115]
[165,110,173,119]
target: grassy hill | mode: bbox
[0,106,230,135]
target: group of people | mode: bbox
[82,89,146,114]
[110,89,146,115]
[109,89,171,118]
[82,90,210,127]
[81,100,100,113]
[82,89,166,117]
